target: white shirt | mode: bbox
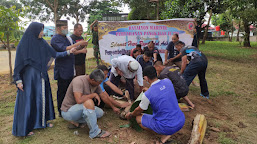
[139,79,161,110]
[111,55,143,86]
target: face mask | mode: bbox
[62,29,68,35]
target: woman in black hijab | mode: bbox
[12,22,76,136]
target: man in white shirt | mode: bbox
[110,55,143,100]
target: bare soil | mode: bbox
[0,57,257,144]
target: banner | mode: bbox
[98,18,195,64]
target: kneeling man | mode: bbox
[126,66,185,144]
[61,69,111,138]
[110,55,143,100]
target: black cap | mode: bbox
[56,20,67,27]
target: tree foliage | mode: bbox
[66,0,89,24]
[161,0,226,44]
[229,0,257,47]
[124,0,155,20]
[162,0,225,27]
[20,0,70,25]
[0,4,25,83]
[212,10,234,41]
[124,0,166,20]
[0,0,22,9]
[87,0,121,26]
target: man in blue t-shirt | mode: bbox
[154,61,195,108]
[175,41,209,98]
[125,66,185,144]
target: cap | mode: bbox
[56,20,68,27]
[129,61,139,71]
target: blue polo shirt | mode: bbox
[51,34,75,80]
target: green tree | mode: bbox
[124,0,167,20]
[212,10,234,41]
[161,0,226,44]
[66,0,89,24]
[234,19,243,42]
[230,0,257,47]
[87,0,121,27]
[124,0,155,20]
[20,0,70,26]
[0,0,22,9]
[0,5,24,83]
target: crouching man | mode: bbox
[60,69,111,138]
[125,66,185,144]
[154,61,195,108]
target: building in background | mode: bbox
[102,13,128,21]
[43,26,73,37]
[43,26,55,37]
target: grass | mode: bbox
[218,133,236,144]
[0,41,257,143]
[199,41,257,63]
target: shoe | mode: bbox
[200,93,209,99]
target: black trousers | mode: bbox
[57,77,73,116]
[109,73,135,100]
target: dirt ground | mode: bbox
[0,56,257,144]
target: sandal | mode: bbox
[27,132,34,136]
[95,130,111,138]
[47,123,54,128]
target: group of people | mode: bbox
[12,20,209,143]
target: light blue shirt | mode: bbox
[100,77,109,92]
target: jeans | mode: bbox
[61,104,104,138]
[182,58,209,97]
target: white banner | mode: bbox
[98,18,195,64]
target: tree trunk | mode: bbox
[243,21,251,47]
[230,26,234,42]
[156,0,159,20]
[54,0,58,32]
[202,9,212,44]
[54,13,57,27]
[236,22,240,42]
[146,11,150,19]
[7,33,13,84]
[76,15,79,24]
